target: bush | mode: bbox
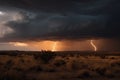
[28,66,43,72]
[100,55,106,59]
[54,60,66,67]
[77,71,90,78]
[34,50,56,63]
[4,60,13,70]
[105,70,115,78]
[95,68,106,76]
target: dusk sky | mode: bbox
[0,0,120,51]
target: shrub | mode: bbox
[77,71,90,78]
[35,50,56,63]
[28,66,43,72]
[0,73,23,80]
[4,60,13,70]
[71,61,88,70]
[100,55,106,59]
[105,70,115,78]
[54,60,66,67]
[111,61,120,67]
[0,76,16,80]
[95,68,106,76]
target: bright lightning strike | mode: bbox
[90,40,97,51]
[52,42,57,51]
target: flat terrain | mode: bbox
[0,51,120,80]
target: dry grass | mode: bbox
[0,51,120,80]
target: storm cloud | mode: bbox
[0,0,120,41]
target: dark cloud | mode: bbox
[0,0,120,41]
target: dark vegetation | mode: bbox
[34,50,56,63]
[0,51,120,80]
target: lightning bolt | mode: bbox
[90,40,97,51]
[52,42,57,51]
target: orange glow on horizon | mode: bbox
[27,41,59,51]
[7,40,99,51]
[9,42,28,47]
[90,40,97,51]
[52,42,57,51]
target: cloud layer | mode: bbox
[0,0,120,42]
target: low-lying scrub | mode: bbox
[34,50,56,63]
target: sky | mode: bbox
[0,0,120,51]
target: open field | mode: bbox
[0,51,120,80]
